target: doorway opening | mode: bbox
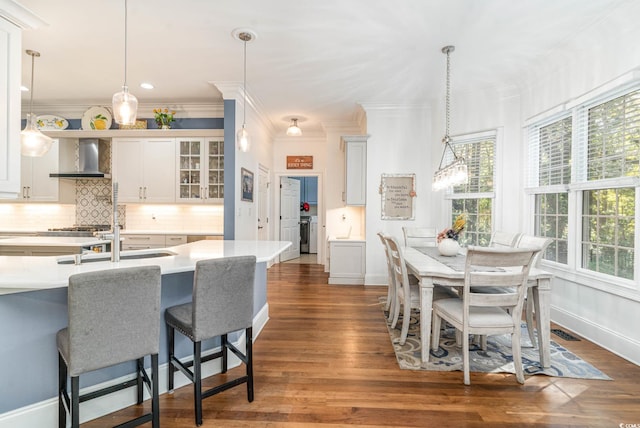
[278,174,322,265]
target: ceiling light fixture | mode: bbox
[235,30,254,152]
[20,50,53,157]
[286,118,302,136]
[432,45,468,191]
[140,82,154,89]
[112,0,138,125]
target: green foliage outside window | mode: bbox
[452,198,492,247]
[535,193,569,264]
[587,91,640,181]
[582,188,635,279]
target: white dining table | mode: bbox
[402,246,554,367]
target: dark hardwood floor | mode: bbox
[86,262,640,427]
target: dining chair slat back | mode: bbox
[377,232,397,322]
[489,231,521,248]
[402,227,438,248]
[431,246,538,385]
[385,235,416,345]
[515,234,553,348]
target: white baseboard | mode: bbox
[0,309,269,428]
[551,306,640,366]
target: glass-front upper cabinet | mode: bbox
[177,138,224,203]
[207,139,224,200]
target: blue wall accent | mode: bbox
[20,117,223,130]
[223,99,236,240]
[0,263,267,414]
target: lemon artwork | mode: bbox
[91,114,109,130]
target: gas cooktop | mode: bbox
[38,225,112,237]
[48,225,111,232]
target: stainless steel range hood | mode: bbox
[50,139,111,179]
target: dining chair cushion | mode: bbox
[434,298,514,328]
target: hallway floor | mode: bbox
[283,253,317,264]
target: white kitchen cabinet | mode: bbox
[341,135,368,206]
[19,139,59,201]
[121,234,165,250]
[113,138,176,203]
[121,234,187,250]
[176,138,224,203]
[0,18,21,198]
[165,234,187,246]
[328,238,366,285]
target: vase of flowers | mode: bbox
[154,108,176,129]
[437,214,466,256]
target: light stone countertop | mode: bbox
[0,240,292,295]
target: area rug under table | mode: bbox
[382,303,611,380]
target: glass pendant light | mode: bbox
[286,118,302,136]
[21,50,53,157]
[235,31,254,152]
[112,0,138,125]
[432,45,468,191]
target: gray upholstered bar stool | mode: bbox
[165,255,256,426]
[57,266,162,428]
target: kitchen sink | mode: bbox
[57,250,177,265]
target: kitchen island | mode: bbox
[0,239,291,427]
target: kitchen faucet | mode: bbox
[95,182,121,262]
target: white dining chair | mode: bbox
[515,234,553,348]
[377,232,397,323]
[385,235,457,345]
[402,227,438,248]
[489,231,521,248]
[431,246,538,385]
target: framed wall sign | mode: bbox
[380,173,415,220]
[241,168,254,202]
[286,156,313,169]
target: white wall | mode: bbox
[361,104,436,285]
[360,2,640,365]
[233,94,276,241]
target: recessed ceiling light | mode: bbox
[20,86,29,92]
[140,82,154,89]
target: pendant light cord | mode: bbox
[123,0,128,87]
[437,46,461,170]
[242,37,247,124]
[444,48,450,140]
[28,52,35,115]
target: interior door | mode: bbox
[280,177,301,262]
[257,166,269,241]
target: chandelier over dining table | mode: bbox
[432,45,468,191]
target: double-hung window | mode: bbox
[528,85,640,282]
[528,116,572,264]
[578,89,639,280]
[447,131,496,246]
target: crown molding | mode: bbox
[210,81,276,137]
[358,102,430,112]
[0,0,48,29]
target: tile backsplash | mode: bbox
[75,179,126,227]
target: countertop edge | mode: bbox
[0,240,292,295]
